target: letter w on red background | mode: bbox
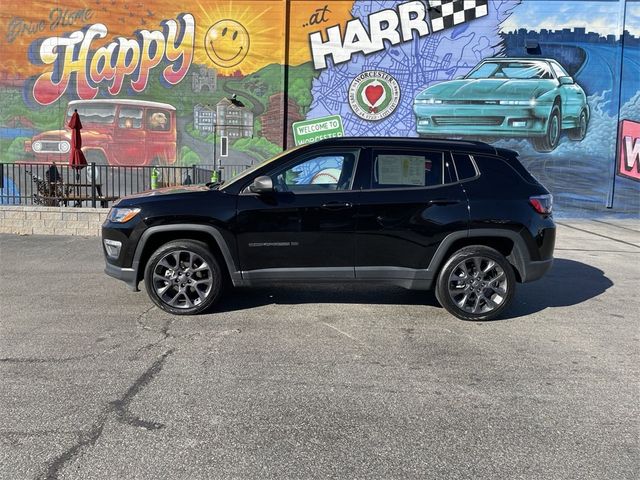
[618,119,640,182]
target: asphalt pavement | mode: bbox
[0,220,638,479]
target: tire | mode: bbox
[567,109,588,141]
[144,240,223,315]
[530,104,561,153]
[435,246,516,321]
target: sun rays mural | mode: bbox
[193,1,286,75]
[0,0,638,214]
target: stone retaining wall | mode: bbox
[0,206,108,236]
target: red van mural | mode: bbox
[24,100,177,165]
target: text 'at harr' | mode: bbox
[308,0,489,70]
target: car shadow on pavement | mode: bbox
[215,258,612,320]
[216,283,439,313]
[502,258,614,320]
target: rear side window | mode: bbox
[472,155,528,184]
[372,150,444,189]
[452,153,478,180]
[146,108,171,131]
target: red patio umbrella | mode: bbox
[68,109,87,179]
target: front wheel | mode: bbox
[567,109,588,141]
[144,240,223,315]
[85,149,108,165]
[435,246,516,321]
[530,105,561,153]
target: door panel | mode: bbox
[235,148,361,274]
[355,149,469,273]
[236,191,358,271]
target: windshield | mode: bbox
[466,61,553,80]
[66,104,117,124]
[222,145,306,189]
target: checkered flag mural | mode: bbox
[427,0,489,32]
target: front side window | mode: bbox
[118,107,143,129]
[271,152,357,193]
[372,150,444,189]
[550,61,569,79]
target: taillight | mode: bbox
[529,194,553,215]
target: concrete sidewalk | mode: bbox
[0,221,638,479]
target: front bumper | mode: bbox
[414,103,552,137]
[104,262,139,291]
[102,218,145,291]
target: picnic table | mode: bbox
[34,180,118,207]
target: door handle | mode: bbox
[427,198,460,206]
[321,201,353,210]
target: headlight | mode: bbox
[32,141,42,152]
[59,141,71,153]
[107,207,141,223]
[499,100,531,106]
[415,98,443,105]
[499,99,538,106]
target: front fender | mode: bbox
[130,224,242,290]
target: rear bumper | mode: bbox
[521,258,553,283]
[104,262,139,291]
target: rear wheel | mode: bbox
[144,240,223,315]
[435,246,516,321]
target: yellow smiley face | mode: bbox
[204,19,250,68]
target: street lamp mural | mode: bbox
[0,0,637,214]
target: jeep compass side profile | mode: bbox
[102,137,555,321]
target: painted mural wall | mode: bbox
[0,0,638,214]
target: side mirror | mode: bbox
[249,175,274,194]
[559,76,574,85]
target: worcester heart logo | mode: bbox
[348,70,400,121]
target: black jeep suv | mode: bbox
[102,137,555,321]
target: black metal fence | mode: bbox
[0,162,252,208]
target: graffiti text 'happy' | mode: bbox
[29,13,195,105]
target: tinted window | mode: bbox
[472,155,524,184]
[372,150,443,189]
[272,152,357,193]
[453,153,478,180]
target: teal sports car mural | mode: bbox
[413,58,590,153]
